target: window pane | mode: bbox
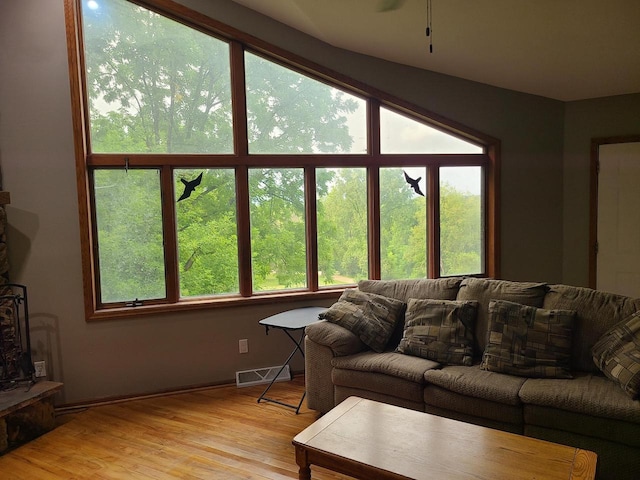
[380,167,427,280]
[245,52,367,154]
[82,0,233,154]
[380,107,483,154]
[94,169,166,303]
[440,166,483,276]
[249,169,306,291]
[175,169,239,297]
[317,168,368,287]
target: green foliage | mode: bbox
[380,168,426,279]
[440,184,482,275]
[176,169,239,296]
[94,170,166,302]
[317,168,368,284]
[249,169,307,290]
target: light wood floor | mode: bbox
[0,378,352,479]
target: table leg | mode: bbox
[295,445,311,480]
[257,329,307,412]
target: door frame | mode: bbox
[589,134,640,288]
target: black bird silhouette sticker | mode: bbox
[177,172,203,202]
[403,171,425,197]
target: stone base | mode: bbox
[0,381,63,454]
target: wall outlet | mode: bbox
[239,338,249,354]
[34,361,47,378]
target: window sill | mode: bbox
[86,287,348,322]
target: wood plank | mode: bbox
[0,378,351,479]
[0,381,63,418]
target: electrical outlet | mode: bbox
[239,339,249,354]
[34,361,47,378]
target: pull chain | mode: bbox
[426,0,433,53]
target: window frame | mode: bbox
[65,0,500,320]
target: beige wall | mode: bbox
[0,0,628,405]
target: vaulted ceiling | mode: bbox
[230,0,640,101]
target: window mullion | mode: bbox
[305,167,319,291]
[161,165,179,302]
[428,165,440,278]
[367,100,381,279]
[236,165,252,296]
[230,41,248,156]
[367,167,381,280]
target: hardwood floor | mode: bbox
[0,378,352,479]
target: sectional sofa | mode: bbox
[304,277,640,480]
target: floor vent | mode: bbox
[235,365,291,387]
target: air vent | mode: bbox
[235,365,291,387]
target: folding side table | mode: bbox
[257,306,326,413]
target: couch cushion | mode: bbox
[519,373,640,424]
[592,310,640,399]
[456,278,548,355]
[424,364,527,406]
[424,384,524,426]
[397,299,478,366]
[305,320,367,356]
[543,284,640,373]
[480,300,575,378]
[334,385,425,412]
[332,351,439,383]
[319,289,405,352]
[332,351,436,405]
[358,277,463,302]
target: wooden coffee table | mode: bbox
[293,397,597,480]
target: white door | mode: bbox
[597,142,640,297]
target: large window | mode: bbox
[66,0,499,319]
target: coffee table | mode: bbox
[293,396,597,480]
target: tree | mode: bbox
[380,168,426,279]
[440,183,482,275]
[317,168,368,284]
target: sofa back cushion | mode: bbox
[543,284,640,373]
[456,278,548,356]
[358,278,463,302]
[359,278,463,349]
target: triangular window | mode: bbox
[380,107,482,154]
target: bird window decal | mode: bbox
[177,172,203,201]
[403,170,425,197]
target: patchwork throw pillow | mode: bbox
[319,289,405,353]
[591,311,640,400]
[397,299,478,366]
[481,300,575,378]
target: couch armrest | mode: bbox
[305,321,367,413]
[305,320,367,356]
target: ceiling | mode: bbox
[230,0,640,101]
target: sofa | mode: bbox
[304,277,640,480]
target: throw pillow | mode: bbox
[319,289,405,353]
[591,311,640,400]
[396,299,478,366]
[456,277,549,358]
[481,300,576,378]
